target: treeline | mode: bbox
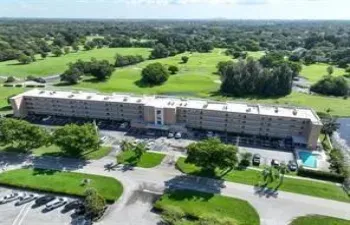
[310,76,349,97]
[61,58,115,84]
[114,54,144,67]
[218,58,293,97]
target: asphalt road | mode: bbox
[1,153,350,225]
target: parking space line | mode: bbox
[11,203,30,225]
[17,203,31,225]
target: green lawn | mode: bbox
[290,215,350,225]
[0,86,26,110]
[117,150,165,168]
[0,168,123,202]
[154,189,260,225]
[302,63,345,84]
[33,145,112,160]
[176,158,350,203]
[0,48,151,77]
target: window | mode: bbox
[156,110,162,115]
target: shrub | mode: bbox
[15,84,22,87]
[310,75,349,96]
[3,84,13,87]
[297,167,345,183]
[5,76,16,83]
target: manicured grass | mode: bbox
[302,63,345,84]
[176,158,350,203]
[76,48,230,95]
[0,48,151,77]
[0,86,26,109]
[0,168,123,202]
[33,145,112,160]
[154,189,260,225]
[290,215,350,225]
[117,150,165,168]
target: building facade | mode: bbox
[11,89,323,149]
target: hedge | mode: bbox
[297,167,345,183]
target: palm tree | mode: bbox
[134,142,147,160]
[278,163,288,186]
[120,140,132,151]
[261,166,280,185]
[321,117,340,141]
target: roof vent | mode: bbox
[123,97,128,102]
[246,108,251,112]
[274,107,279,113]
[293,109,298,115]
[184,103,187,106]
[223,105,228,110]
[68,94,74,98]
[137,99,141,103]
[203,103,208,109]
[87,96,92,99]
[39,90,45,94]
[104,96,109,100]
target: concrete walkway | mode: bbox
[0,153,349,225]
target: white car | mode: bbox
[175,132,182,139]
[16,194,39,206]
[0,192,19,204]
[168,132,174,138]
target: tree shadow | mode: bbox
[32,168,58,176]
[53,82,73,87]
[134,79,157,88]
[209,91,284,101]
[6,62,25,66]
[32,155,90,171]
[0,145,28,154]
[253,183,279,199]
[83,77,102,83]
[164,174,224,196]
[0,106,12,112]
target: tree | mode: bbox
[277,163,288,187]
[40,52,48,59]
[60,67,84,84]
[88,59,115,81]
[51,46,63,57]
[239,152,252,168]
[64,46,70,55]
[181,56,189,64]
[53,123,100,156]
[5,76,16,83]
[72,43,80,52]
[168,65,179,74]
[84,188,106,218]
[0,118,49,151]
[310,76,349,96]
[327,66,334,75]
[261,166,280,185]
[150,43,169,59]
[114,54,144,67]
[185,138,238,173]
[17,54,33,64]
[321,117,340,140]
[141,62,169,85]
[134,143,147,160]
[120,140,132,151]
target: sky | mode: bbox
[0,0,349,20]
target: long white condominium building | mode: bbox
[11,89,323,149]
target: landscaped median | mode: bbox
[154,189,260,225]
[290,215,350,225]
[0,168,123,203]
[176,157,350,203]
[117,150,165,168]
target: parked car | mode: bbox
[61,200,83,213]
[16,194,39,206]
[75,204,86,215]
[271,159,280,168]
[167,132,174,138]
[252,154,261,166]
[35,195,55,206]
[175,132,182,139]
[288,161,298,172]
[45,197,68,211]
[0,192,19,204]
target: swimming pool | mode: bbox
[298,151,317,168]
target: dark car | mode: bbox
[61,200,83,213]
[288,161,298,172]
[252,154,261,166]
[75,204,86,215]
[34,195,55,207]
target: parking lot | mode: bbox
[0,187,88,225]
[239,146,295,166]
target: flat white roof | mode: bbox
[16,89,321,123]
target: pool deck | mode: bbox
[294,148,329,171]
